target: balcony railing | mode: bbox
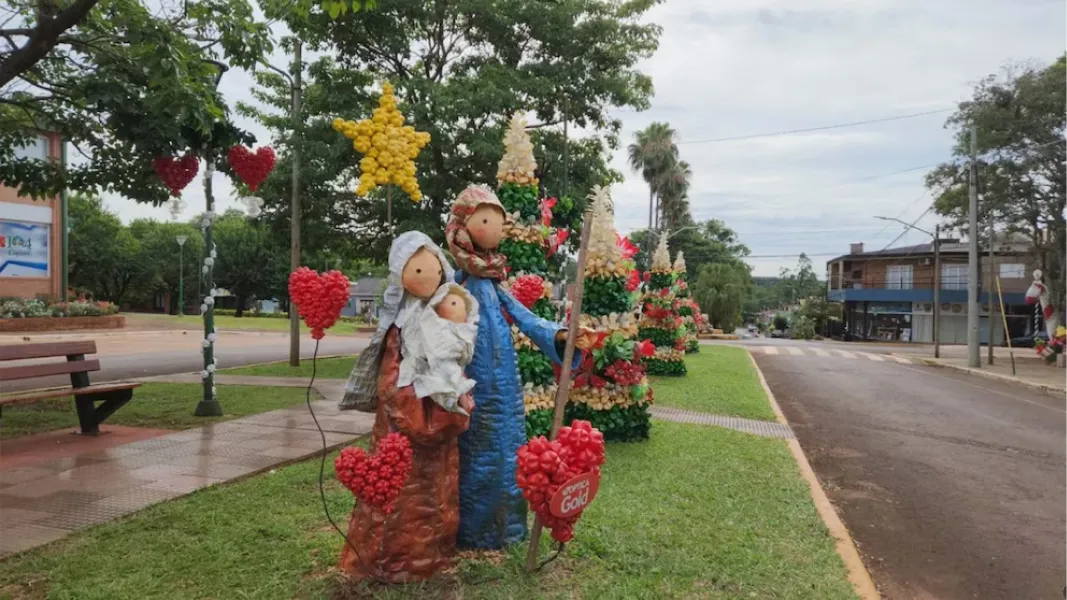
[830,275,1028,294]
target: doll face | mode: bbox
[466,204,506,250]
[401,248,444,299]
[435,293,468,323]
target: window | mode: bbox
[886,264,913,290]
[999,263,1026,279]
[12,135,49,161]
[942,264,968,290]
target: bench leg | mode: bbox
[74,389,134,435]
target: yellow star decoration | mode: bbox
[332,83,431,202]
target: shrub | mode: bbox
[0,298,118,318]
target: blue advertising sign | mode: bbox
[0,219,50,277]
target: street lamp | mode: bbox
[175,235,188,316]
[874,216,942,358]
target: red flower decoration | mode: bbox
[516,420,605,543]
[625,270,640,292]
[556,229,570,245]
[511,274,546,309]
[540,197,557,226]
[288,267,351,340]
[152,153,199,197]
[227,145,276,192]
[335,432,414,514]
[636,339,655,358]
[615,233,637,259]
[643,271,651,283]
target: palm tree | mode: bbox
[627,122,678,230]
[655,159,692,230]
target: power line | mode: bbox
[677,108,952,145]
[881,205,934,251]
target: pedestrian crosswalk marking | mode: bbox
[752,346,911,364]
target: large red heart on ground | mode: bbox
[335,432,414,514]
[516,420,605,543]
[227,145,276,192]
[288,267,350,340]
[152,153,199,197]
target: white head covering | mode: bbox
[339,231,455,411]
[398,282,479,414]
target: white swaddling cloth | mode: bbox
[397,283,479,414]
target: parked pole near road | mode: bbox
[288,41,303,367]
[176,235,188,316]
[933,224,941,359]
[967,124,980,368]
[987,219,995,365]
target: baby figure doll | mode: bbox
[398,283,480,416]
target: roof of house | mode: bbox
[350,277,384,296]
[826,235,1033,264]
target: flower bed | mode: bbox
[0,298,125,332]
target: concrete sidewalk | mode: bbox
[0,378,372,558]
[899,353,1066,396]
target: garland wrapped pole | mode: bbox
[195,163,222,415]
[525,207,595,572]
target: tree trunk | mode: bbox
[235,295,246,318]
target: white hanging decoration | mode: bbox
[240,196,265,217]
[201,339,211,348]
[207,364,216,373]
[204,257,214,268]
[202,266,209,275]
[200,370,209,379]
[204,296,215,306]
[168,198,187,220]
[207,333,217,343]
[209,288,219,298]
[200,303,208,314]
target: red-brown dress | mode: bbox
[338,326,472,583]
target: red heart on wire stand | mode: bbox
[335,432,414,514]
[287,267,351,340]
[152,153,199,197]
[227,145,276,192]
[516,420,605,543]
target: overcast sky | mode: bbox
[101,0,1066,277]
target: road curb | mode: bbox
[747,350,881,600]
[898,354,1067,397]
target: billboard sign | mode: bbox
[0,219,50,277]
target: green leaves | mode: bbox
[582,275,631,317]
[499,239,549,275]
[516,347,555,387]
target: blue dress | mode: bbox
[455,271,579,549]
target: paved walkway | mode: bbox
[900,353,1066,396]
[0,378,373,558]
[650,406,795,439]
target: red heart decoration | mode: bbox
[227,145,276,192]
[335,432,414,514]
[152,153,199,197]
[516,420,605,543]
[287,267,351,340]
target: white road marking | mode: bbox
[811,348,831,357]
[786,347,805,356]
[762,346,779,355]
[860,352,885,362]
[887,355,913,364]
[835,349,858,359]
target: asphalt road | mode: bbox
[3,332,369,393]
[754,347,1066,599]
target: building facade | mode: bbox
[0,131,66,300]
[826,240,1037,344]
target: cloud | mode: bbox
[99,0,1065,277]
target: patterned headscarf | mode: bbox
[446,184,509,280]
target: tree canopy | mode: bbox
[925,55,1066,313]
[244,0,659,262]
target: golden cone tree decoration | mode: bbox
[651,235,672,272]
[672,250,686,274]
[585,185,621,270]
[332,83,431,201]
[497,112,538,186]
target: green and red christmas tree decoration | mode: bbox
[639,236,687,376]
[671,252,700,353]
[492,112,571,437]
[557,186,654,442]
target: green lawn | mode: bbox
[124,313,365,334]
[223,356,357,379]
[650,346,776,421]
[0,420,856,600]
[0,383,309,439]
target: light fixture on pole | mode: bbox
[175,235,188,316]
[874,216,941,356]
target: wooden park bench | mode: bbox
[0,341,141,435]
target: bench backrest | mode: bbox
[0,341,101,382]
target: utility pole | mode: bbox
[176,235,188,316]
[933,224,941,358]
[967,124,980,368]
[987,218,995,364]
[288,41,303,367]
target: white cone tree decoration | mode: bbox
[497,112,538,186]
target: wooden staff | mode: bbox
[525,207,595,572]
